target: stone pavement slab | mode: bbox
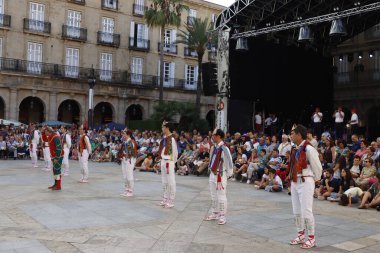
[0,160,379,252]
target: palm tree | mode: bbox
[178,17,212,115]
[145,0,188,102]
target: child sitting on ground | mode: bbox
[176,160,188,176]
[255,165,270,190]
[265,168,283,192]
[339,187,365,207]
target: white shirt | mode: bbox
[297,140,323,181]
[32,130,40,144]
[334,111,344,123]
[350,165,360,174]
[312,112,323,123]
[160,135,178,162]
[244,141,252,152]
[265,117,272,126]
[62,133,72,149]
[255,114,262,125]
[278,142,291,156]
[273,175,283,188]
[350,113,358,125]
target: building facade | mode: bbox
[0,0,223,126]
[333,23,380,139]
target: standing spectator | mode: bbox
[255,112,263,133]
[349,108,359,135]
[264,115,272,136]
[333,106,345,139]
[311,107,323,137]
[270,114,278,137]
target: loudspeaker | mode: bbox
[202,62,218,96]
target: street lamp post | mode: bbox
[88,66,96,130]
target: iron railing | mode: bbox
[101,0,118,10]
[187,16,197,25]
[184,47,198,58]
[0,14,11,28]
[67,0,85,5]
[334,69,380,86]
[158,43,177,54]
[133,4,146,16]
[97,32,121,47]
[23,18,51,34]
[62,25,87,42]
[0,57,195,91]
[129,37,150,51]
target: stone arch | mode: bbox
[125,104,143,121]
[367,106,380,140]
[58,99,81,125]
[19,96,46,124]
[206,110,215,129]
[94,102,114,125]
[0,96,5,119]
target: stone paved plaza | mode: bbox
[0,160,379,253]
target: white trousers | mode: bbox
[43,147,52,169]
[79,149,89,181]
[31,142,38,166]
[291,177,316,236]
[209,173,228,215]
[161,160,176,202]
[62,147,70,174]
[121,157,136,192]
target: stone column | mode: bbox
[49,92,57,121]
[215,28,230,133]
[9,88,18,121]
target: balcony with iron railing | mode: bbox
[62,25,87,42]
[129,37,150,51]
[184,47,198,58]
[23,18,51,34]
[158,43,177,55]
[334,69,380,87]
[0,57,196,92]
[97,32,120,47]
[187,16,198,25]
[133,4,146,16]
[67,0,85,5]
[101,0,118,11]
[0,14,11,28]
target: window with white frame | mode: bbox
[211,13,217,23]
[27,42,43,74]
[131,57,143,84]
[163,29,176,53]
[188,9,197,25]
[100,53,112,81]
[134,0,145,15]
[158,61,175,87]
[185,65,198,90]
[101,17,115,43]
[337,55,349,83]
[0,0,4,25]
[67,10,81,38]
[104,0,117,9]
[130,22,149,48]
[29,2,45,32]
[65,48,79,78]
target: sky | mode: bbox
[205,0,235,7]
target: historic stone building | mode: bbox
[0,0,223,126]
[332,23,380,139]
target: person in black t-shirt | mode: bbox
[315,169,340,200]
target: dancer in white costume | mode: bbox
[78,125,92,183]
[29,123,40,168]
[204,129,233,225]
[158,121,178,208]
[120,129,137,197]
[40,126,52,171]
[61,126,72,176]
[287,125,322,249]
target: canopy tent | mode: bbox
[40,120,72,127]
[0,119,24,127]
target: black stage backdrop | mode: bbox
[228,37,334,134]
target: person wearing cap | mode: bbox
[287,125,322,249]
[61,126,72,176]
[204,128,233,225]
[332,106,345,139]
[40,126,52,172]
[78,125,92,183]
[157,121,178,208]
[29,123,40,168]
[311,107,323,137]
[46,127,64,190]
[120,129,138,197]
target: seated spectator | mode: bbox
[7,136,17,160]
[254,165,270,189]
[306,130,318,149]
[247,149,268,181]
[99,147,112,162]
[137,154,155,172]
[361,146,377,167]
[241,149,258,184]
[336,140,349,160]
[194,147,210,176]
[355,140,368,159]
[232,153,248,182]
[328,168,355,202]
[277,150,290,182]
[71,146,78,160]
[350,155,362,179]
[268,149,282,171]
[278,134,292,158]
[358,173,380,209]
[0,136,7,159]
[339,187,365,207]
[176,160,188,176]
[355,158,376,190]
[332,156,346,180]
[315,168,340,200]
[265,168,283,192]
